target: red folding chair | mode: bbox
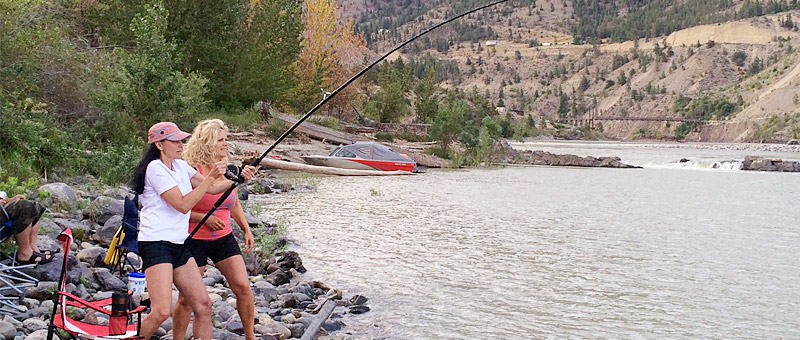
[46,229,146,340]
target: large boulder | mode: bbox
[21,254,80,284]
[0,320,19,339]
[37,183,77,210]
[93,215,122,246]
[77,246,108,267]
[51,218,92,240]
[86,196,124,225]
[743,156,800,172]
[92,268,126,291]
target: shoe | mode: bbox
[40,249,59,257]
[16,251,53,265]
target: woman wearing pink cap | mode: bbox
[129,121,255,340]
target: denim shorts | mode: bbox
[186,233,242,266]
[138,241,193,270]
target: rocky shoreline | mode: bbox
[0,174,366,340]
[493,142,640,168]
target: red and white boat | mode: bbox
[302,141,416,172]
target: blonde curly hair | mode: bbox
[183,119,228,169]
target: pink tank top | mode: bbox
[188,165,236,240]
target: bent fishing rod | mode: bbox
[187,0,511,240]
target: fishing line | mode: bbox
[188,0,512,239]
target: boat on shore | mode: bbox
[302,141,417,172]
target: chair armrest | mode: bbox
[129,305,147,314]
[58,291,112,315]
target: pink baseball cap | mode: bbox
[148,122,191,144]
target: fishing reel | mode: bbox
[224,164,245,184]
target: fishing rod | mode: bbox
[187,0,512,239]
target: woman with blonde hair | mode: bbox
[173,119,258,340]
[130,121,255,340]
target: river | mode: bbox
[254,141,800,339]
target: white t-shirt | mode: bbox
[139,159,198,244]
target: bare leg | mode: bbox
[139,263,174,339]
[29,220,40,252]
[14,224,34,261]
[216,255,256,340]
[172,265,205,340]
[173,258,212,340]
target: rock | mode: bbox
[92,268,126,291]
[224,315,244,333]
[214,301,236,322]
[155,326,166,337]
[52,218,92,238]
[321,319,346,333]
[244,212,263,227]
[291,283,314,298]
[37,218,62,239]
[87,196,125,225]
[0,321,15,340]
[274,251,306,273]
[237,184,250,201]
[253,286,278,303]
[93,215,122,246]
[280,313,296,324]
[788,139,799,145]
[209,293,223,305]
[160,318,172,332]
[37,183,77,210]
[348,294,368,305]
[24,281,58,300]
[40,300,53,312]
[285,323,304,338]
[292,293,312,303]
[22,329,48,340]
[266,270,289,287]
[77,246,108,267]
[742,156,800,172]
[22,318,47,331]
[348,305,370,314]
[257,315,292,340]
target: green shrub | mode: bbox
[86,143,143,185]
[374,132,395,142]
[209,104,263,130]
[265,118,290,139]
[307,115,342,130]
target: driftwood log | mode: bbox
[257,157,413,176]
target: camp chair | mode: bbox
[0,204,39,315]
[47,229,146,340]
[104,194,140,275]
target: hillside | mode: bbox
[340,0,800,142]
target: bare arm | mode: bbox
[160,175,218,214]
[230,191,254,253]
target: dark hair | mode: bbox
[130,144,161,194]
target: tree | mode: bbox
[558,89,570,118]
[230,0,303,105]
[730,51,747,67]
[290,0,368,116]
[413,69,438,123]
[429,98,468,154]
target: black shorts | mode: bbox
[1,200,45,234]
[186,233,242,267]
[138,241,193,271]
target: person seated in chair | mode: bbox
[0,191,54,265]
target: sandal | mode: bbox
[16,251,53,265]
[40,249,59,257]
